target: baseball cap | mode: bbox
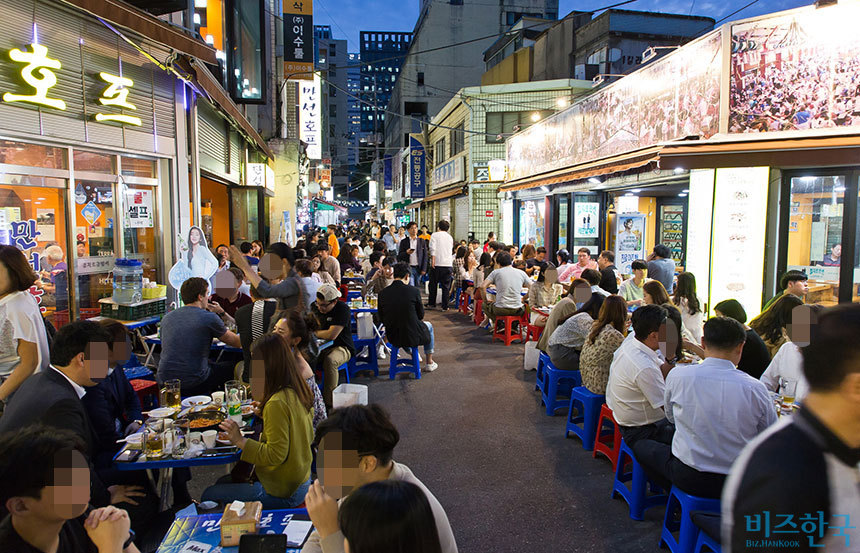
[316,284,341,302]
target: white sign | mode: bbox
[247,163,275,193]
[574,202,600,238]
[685,169,715,314]
[710,167,770,320]
[124,189,154,228]
[299,75,321,159]
[75,256,114,275]
[488,159,507,182]
[433,157,463,189]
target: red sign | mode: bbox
[485,210,494,218]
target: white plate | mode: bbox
[181,395,212,408]
[148,407,176,418]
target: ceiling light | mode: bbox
[588,178,601,185]
[37,197,46,200]
[834,186,846,192]
[631,188,642,193]
[205,34,215,45]
[531,112,541,122]
[673,167,685,174]
[194,0,208,7]
[682,189,689,193]
[624,192,635,197]
[556,98,569,108]
[193,13,201,25]
[23,198,31,202]
[678,193,687,197]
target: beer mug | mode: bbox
[160,379,181,411]
[144,419,165,459]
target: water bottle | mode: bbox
[112,258,143,304]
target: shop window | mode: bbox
[73,180,115,314]
[121,157,157,179]
[122,184,159,284]
[0,182,69,326]
[74,151,114,173]
[228,0,265,103]
[786,175,844,306]
[0,140,67,169]
[231,187,260,243]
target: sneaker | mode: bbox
[425,362,438,372]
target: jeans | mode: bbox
[201,479,311,510]
[423,321,435,355]
[410,266,423,289]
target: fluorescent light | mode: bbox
[631,188,642,193]
[541,186,550,193]
[194,0,208,7]
[588,177,601,185]
[23,198,31,202]
[193,13,201,25]
[531,112,541,122]
[37,197,46,200]
[624,192,635,197]
[674,167,685,174]
[834,186,846,192]
[682,189,689,193]
[205,34,215,45]
[678,193,688,197]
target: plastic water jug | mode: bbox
[112,258,143,304]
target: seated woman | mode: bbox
[579,295,627,395]
[642,280,671,306]
[528,263,563,327]
[750,293,804,358]
[273,310,327,429]
[338,244,363,275]
[546,294,604,370]
[203,332,314,509]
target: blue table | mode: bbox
[157,508,312,552]
[342,275,365,283]
[143,336,243,368]
[90,315,162,363]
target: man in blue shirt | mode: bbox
[647,244,676,293]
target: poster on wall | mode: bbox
[659,205,685,264]
[729,2,860,134]
[574,202,600,238]
[35,209,55,241]
[518,200,545,248]
[685,169,715,313]
[124,190,154,228]
[709,167,770,319]
[614,214,646,274]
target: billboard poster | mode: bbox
[614,214,646,274]
[729,3,860,134]
[283,0,314,80]
[299,75,321,159]
[506,30,721,182]
[574,202,600,238]
[409,135,426,199]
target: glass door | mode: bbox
[557,195,569,252]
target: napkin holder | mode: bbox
[220,500,262,546]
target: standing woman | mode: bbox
[0,245,50,406]
[204,333,314,508]
[673,272,704,345]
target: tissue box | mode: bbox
[220,501,262,546]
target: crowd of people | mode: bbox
[1,216,859,551]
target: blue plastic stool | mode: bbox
[611,439,668,521]
[536,351,551,392]
[694,531,721,553]
[387,344,421,380]
[660,487,721,553]
[692,512,722,553]
[540,360,581,416]
[348,337,380,379]
[565,387,606,449]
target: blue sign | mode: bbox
[383,156,392,191]
[409,135,426,199]
[81,201,102,226]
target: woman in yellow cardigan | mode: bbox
[202,333,315,508]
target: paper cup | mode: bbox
[202,430,217,449]
[189,432,202,446]
[211,391,225,405]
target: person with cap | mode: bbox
[713,299,771,379]
[311,284,355,408]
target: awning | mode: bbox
[312,198,347,212]
[660,134,860,169]
[189,59,275,160]
[61,0,217,64]
[406,200,422,210]
[501,146,662,192]
[421,185,468,203]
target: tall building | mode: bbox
[315,26,350,195]
[347,53,362,176]
[360,31,413,136]
[384,0,558,150]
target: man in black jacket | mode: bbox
[397,221,429,288]
[378,263,437,372]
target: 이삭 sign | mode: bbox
[124,190,153,228]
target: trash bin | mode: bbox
[332,383,368,409]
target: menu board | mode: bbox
[659,205,685,264]
[709,167,770,319]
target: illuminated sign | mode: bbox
[299,75,321,159]
[283,0,314,80]
[95,72,142,126]
[3,44,66,110]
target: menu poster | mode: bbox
[574,202,600,238]
[156,510,310,553]
[125,189,154,228]
[709,167,770,319]
[614,213,646,274]
[660,205,685,263]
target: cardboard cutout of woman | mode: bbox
[168,226,218,290]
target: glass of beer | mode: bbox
[145,419,165,459]
[160,379,181,411]
[780,378,798,406]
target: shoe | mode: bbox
[425,362,438,372]
[424,304,435,309]
[441,307,449,312]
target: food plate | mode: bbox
[216,432,232,445]
[179,410,227,431]
[181,395,212,408]
[241,405,254,416]
[147,407,176,419]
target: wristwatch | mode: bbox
[123,529,136,550]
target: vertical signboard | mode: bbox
[383,157,392,190]
[299,75,321,159]
[409,134,426,199]
[284,0,314,80]
[574,202,600,238]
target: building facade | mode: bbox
[315,26,350,195]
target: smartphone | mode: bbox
[116,449,141,462]
[238,534,287,553]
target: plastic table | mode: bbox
[143,336,243,368]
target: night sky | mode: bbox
[313,0,812,51]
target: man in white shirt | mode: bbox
[427,220,455,310]
[635,317,777,499]
[479,251,531,329]
[606,304,675,449]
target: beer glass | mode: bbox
[144,419,165,459]
[160,379,181,411]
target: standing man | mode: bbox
[326,225,340,258]
[647,244,676,293]
[427,220,455,310]
[597,250,620,295]
[398,221,428,288]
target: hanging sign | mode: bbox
[283,0,314,80]
[124,189,154,228]
[409,134,426,199]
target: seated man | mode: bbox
[303,404,457,553]
[606,305,675,451]
[157,277,241,397]
[636,317,777,499]
[0,424,140,553]
[479,251,531,330]
[378,263,437,372]
[316,243,341,287]
[525,246,548,276]
[619,259,648,307]
[311,284,355,408]
[209,267,253,323]
[536,279,592,354]
[365,251,385,281]
[239,241,260,265]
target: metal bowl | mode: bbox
[180,410,227,432]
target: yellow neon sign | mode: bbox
[2,44,66,110]
[95,72,141,126]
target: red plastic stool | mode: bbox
[459,291,471,315]
[130,379,159,411]
[525,323,544,342]
[474,299,485,326]
[593,403,623,471]
[492,315,524,346]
